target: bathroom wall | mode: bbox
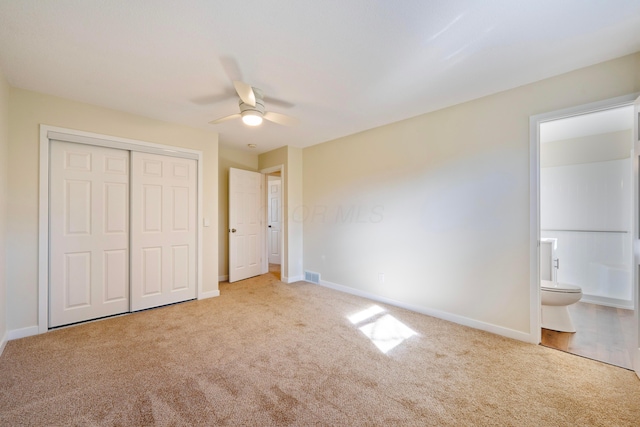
[541,157,632,307]
[541,130,631,168]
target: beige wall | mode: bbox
[7,88,219,331]
[0,67,9,345]
[286,146,304,280]
[218,147,259,278]
[303,52,640,336]
[259,146,304,281]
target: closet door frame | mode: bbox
[38,125,207,333]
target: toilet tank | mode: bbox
[540,240,554,281]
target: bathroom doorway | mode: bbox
[537,102,636,369]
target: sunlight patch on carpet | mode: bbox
[348,305,418,354]
[348,305,385,324]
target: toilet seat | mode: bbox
[541,280,581,293]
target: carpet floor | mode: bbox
[1,273,639,426]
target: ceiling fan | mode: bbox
[210,80,298,127]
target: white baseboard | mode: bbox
[316,279,534,344]
[580,294,633,310]
[0,329,8,357]
[283,275,304,284]
[198,289,220,299]
[218,275,229,282]
[8,325,40,341]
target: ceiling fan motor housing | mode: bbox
[239,87,264,125]
[239,97,265,116]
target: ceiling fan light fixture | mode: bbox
[241,111,263,126]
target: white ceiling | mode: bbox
[1,1,639,154]
[540,105,634,143]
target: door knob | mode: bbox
[230,228,236,233]
[268,225,272,228]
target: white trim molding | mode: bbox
[0,330,8,356]
[8,326,40,341]
[580,294,633,310]
[199,290,221,299]
[283,275,304,284]
[39,125,206,334]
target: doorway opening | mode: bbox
[266,171,283,280]
[531,98,637,370]
[227,165,285,283]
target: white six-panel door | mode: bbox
[229,168,262,282]
[49,141,130,327]
[130,152,197,311]
[267,178,282,265]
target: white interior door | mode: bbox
[229,168,262,282]
[49,141,130,327]
[268,177,282,265]
[633,94,640,379]
[131,152,197,311]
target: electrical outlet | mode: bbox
[378,273,385,284]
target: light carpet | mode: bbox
[1,272,639,426]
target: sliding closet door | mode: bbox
[130,152,197,311]
[49,141,130,327]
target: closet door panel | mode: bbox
[50,141,129,327]
[131,152,197,311]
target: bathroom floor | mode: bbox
[541,301,635,369]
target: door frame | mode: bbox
[260,165,284,276]
[38,125,208,333]
[529,93,640,346]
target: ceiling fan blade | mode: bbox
[190,88,236,105]
[264,111,299,126]
[219,56,243,82]
[209,113,241,124]
[233,80,256,107]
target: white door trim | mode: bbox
[633,94,640,379]
[39,125,205,334]
[529,93,640,345]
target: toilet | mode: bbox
[541,280,582,332]
[539,240,582,333]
